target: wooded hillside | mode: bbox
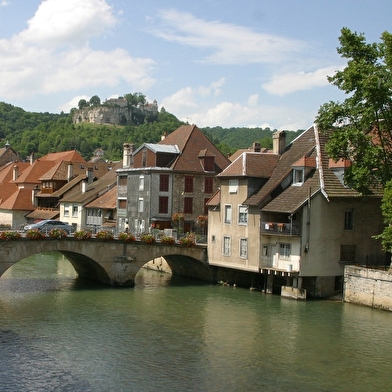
[0,102,302,161]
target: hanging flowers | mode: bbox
[172,212,184,222]
[197,215,208,225]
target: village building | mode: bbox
[116,124,231,236]
[207,126,386,298]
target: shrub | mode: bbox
[118,232,135,242]
[26,229,45,240]
[179,233,196,247]
[96,230,114,240]
[0,231,21,241]
[140,233,155,244]
[73,229,92,240]
[48,228,68,239]
[160,235,175,244]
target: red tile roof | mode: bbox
[159,124,231,173]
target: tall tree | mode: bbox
[316,28,392,253]
[316,28,392,192]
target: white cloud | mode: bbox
[18,0,116,47]
[151,9,307,65]
[262,66,342,96]
[163,84,312,130]
[161,78,225,113]
[1,1,9,7]
[0,0,156,101]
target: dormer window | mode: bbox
[293,169,304,185]
[229,179,238,194]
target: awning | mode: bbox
[25,209,59,220]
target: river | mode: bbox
[0,252,392,392]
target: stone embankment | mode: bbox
[343,265,392,311]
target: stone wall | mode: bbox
[343,265,392,311]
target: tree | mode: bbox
[89,95,101,106]
[78,99,89,110]
[316,28,392,192]
[316,28,392,254]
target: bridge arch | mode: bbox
[0,238,211,287]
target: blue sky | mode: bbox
[0,0,391,130]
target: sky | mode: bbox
[0,0,391,131]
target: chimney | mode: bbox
[272,131,286,154]
[253,142,261,152]
[82,180,87,193]
[67,162,73,182]
[5,141,10,149]
[161,132,168,141]
[123,143,134,168]
[13,165,18,181]
[30,152,34,165]
[32,185,39,206]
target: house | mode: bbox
[207,139,280,283]
[207,126,385,298]
[59,161,121,230]
[116,124,231,235]
[85,185,117,229]
[0,149,114,228]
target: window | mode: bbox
[159,196,169,214]
[344,209,354,230]
[293,169,304,185]
[142,147,147,167]
[160,174,169,192]
[238,205,248,224]
[340,245,356,262]
[64,204,70,217]
[184,176,193,192]
[203,157,214,171]
[279,243,291,258]
[118,176,127,186]
[229,179,238,194]
[224,205,232,224]
[223,236,231,256]
[72,205,78,217]
[118,199,127,209]
[204,177,213,194]
[139,175,144,191]
[239,238,248,259]
[138,198,144,212]
[184,197,193,214]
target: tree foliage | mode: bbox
[316,28,392,192]
[316,28,392,254]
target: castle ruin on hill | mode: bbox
[72,97,158,126]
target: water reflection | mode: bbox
[1,252,392,391]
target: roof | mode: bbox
[158,124,231,173]
[25,209,59,220]
[218,152,279,178]
[38,150,86,162]
[61,161,122,204]
[206,189,221,207]
[85,185,117,209]
[0,188,35,211]
[133,143,180,155]
[245,125,380,213]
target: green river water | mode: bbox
[0,252,391,392]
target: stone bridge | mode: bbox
[0,238,211,287]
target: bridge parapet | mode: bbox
[0,237,210,287]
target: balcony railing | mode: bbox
[260,221,300,236]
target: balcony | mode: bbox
[260,221,300,236]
